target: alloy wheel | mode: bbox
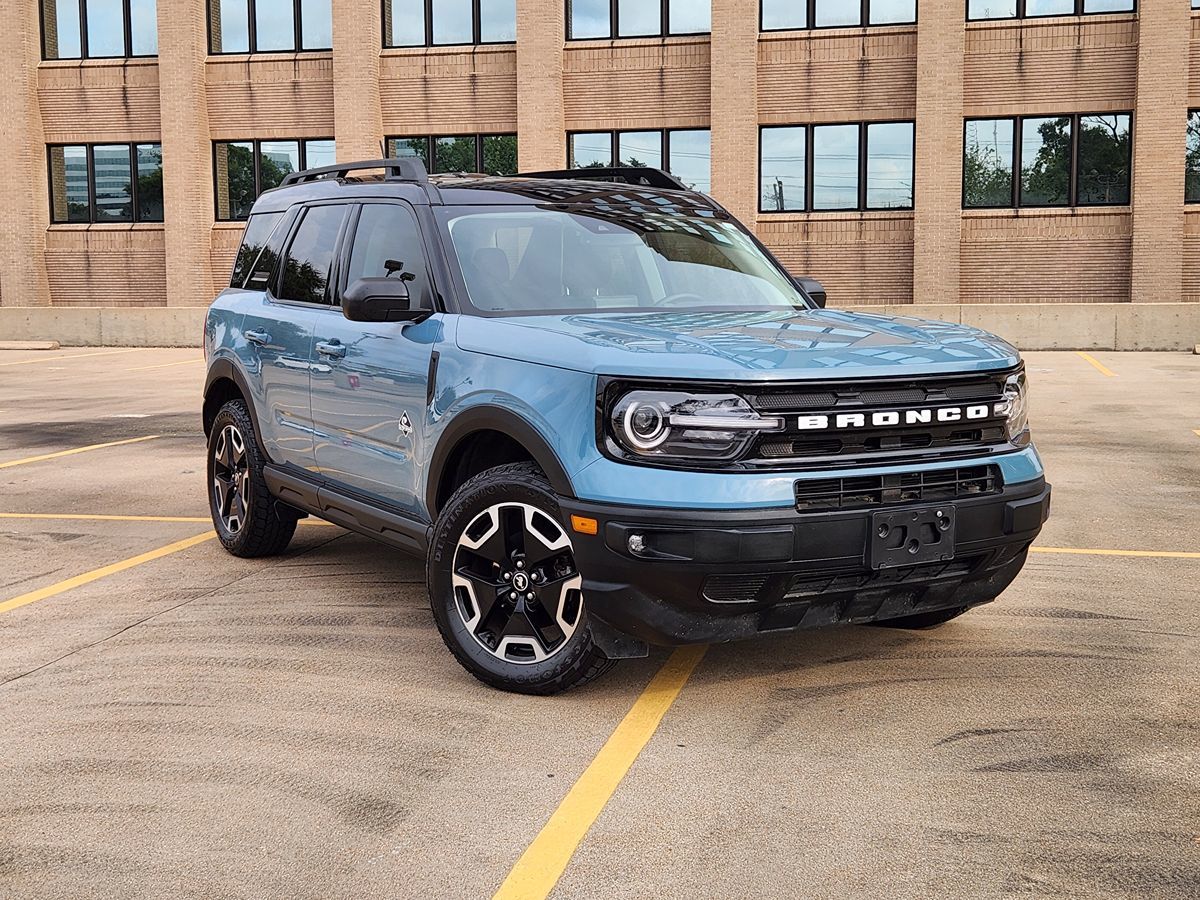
[212,424,250,534]
[451,502,584,664]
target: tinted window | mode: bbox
[482,135,518,175]
[434,136,477,173]
[259,141,301,190]
[760,127,806,212]
[868,0,914,24]
[129,0,158,54]
[570,133,612,168]
[49,145,90,224]
[87,0,126,56]
[386,0,425,45]
[618,131,663,168]
[964,119,1015,208]
[232,212,285,288]
[347,204,432,308]
[814,0,858,27]
[92,144,133,222]
[433,0,473,43]
[761,0,803,28]
[303,139,336,170]
[1019,115,1071,207]
[865,122,914,209]
[669,0,709,32]
[136,144,164,221]
[215,141,256,220]
[812,124,859,210]
[44,0,83,58]
[389,137,432,168]
[1076,114,1130,205]
[1187,112,1200,203]
[618,0,660,36]
[570,0,609,37]
[211,0,250,51]
[479,0,516,41]
[967,0,1016,17]
[279,206,346,304]
[668,129,711,194]
[1025,0,1073,14]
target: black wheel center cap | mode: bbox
[512,572,529,591]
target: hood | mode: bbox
[455,308,1020,381]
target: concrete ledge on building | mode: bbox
[0,303,1197,351]
[842,303,1200,351]
[0,307,208,347]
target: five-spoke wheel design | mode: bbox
[451,502,584,665]
[212,423,250,534]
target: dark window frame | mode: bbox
[207,0,333,55]
[757,120,916,214]
[381,0,516,47]
[47,141,164,225]
[566,0,712,41]
[1186,109,1200,204]
[565,128,711,182]
[211,138,334,221]
[385,133,519,174]
[961,112,1133,210]
[40,0,158,60]
[759,0,917,32]
[965,0,1136,24]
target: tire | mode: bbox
[207,399,298,558]
[872,605,972,630]
[428,462,615,695]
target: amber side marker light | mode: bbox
[570,515,599,535]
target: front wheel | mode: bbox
[427,463,615,694]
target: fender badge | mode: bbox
[398,411,413,438]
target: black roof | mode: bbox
[251,160,726,216]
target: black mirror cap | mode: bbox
[796,277,827,309]
[342,276,428,323]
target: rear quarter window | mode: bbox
[230,212,285,289]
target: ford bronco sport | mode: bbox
[203,158,1050,694]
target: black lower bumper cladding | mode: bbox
[559,478,1051,649]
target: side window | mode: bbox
[278,205,347,304]
[231,212,284,288]
[346,203,432,309]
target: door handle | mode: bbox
[244,330,271,346]
[315,340,347,360]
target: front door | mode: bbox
[310,201,441,519]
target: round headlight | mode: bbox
[622,401,669,450]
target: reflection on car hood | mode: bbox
[455,308,1020,380]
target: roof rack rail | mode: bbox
[281,157,429,186]
[513,167,691,191]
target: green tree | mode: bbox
[1021,117,1071,206]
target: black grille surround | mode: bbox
[794,465,1002,512]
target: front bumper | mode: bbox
[559,478,1051,648]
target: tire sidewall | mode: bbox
[429,469,596,689]
[207,401,264,553]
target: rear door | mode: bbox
[240,202,349,473]
[309,200,441,519]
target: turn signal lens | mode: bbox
[570,515,598,535]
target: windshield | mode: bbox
[438,206,809,315]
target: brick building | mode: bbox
[1,0,1198,347]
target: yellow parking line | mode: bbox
[0,435,160,470]
[493,645,707,900]
[0,512,337,527]
[1193,429,1200,439]
[1076,352,1117,377]
[1033,546,1200,560]
[0,530,217,615]
[127,358,204,372]
[0,348,140,368]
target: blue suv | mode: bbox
[203,159,1050,694]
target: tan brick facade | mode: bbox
[0,1,1197,314]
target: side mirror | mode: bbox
[796,277,827,309]
[341,277,427,323]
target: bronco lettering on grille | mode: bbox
[796,404,997,431]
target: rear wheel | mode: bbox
[207,399,298,558]
[428,463,614,694]
[872,605,971,630]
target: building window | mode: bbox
[568,0,711,39]
[966,0,1133,22]
[963,114,1131,209]
[42,0,158,59]
[761,0,915,31]
[759,121,914,212]
[1187,111,1200,202]
[386,134,518,174]
[48,143,163,224]
[213,139,335,220]
[567,129,712,193]
[383,0,516,46]
[208,0,332,53]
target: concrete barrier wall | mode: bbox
[0,303,1197,350]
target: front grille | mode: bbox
[744,369,1014,468]
[794,465,1002,512]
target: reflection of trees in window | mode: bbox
[48,142,163,224]
[388,134,518,175]
[1076,115,1130,205]
[214,139,334,220]
[1020,117,1071,207]
[963,120,1014,207]
[1187,112,1200,203]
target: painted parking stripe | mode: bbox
[0,512,337,527]
[493,645,707,900]
[0,531,217,615]
[0,348,140,368]
[0,435,160,470]
[1031,546,1200,560]
[1076,352,1117,377]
